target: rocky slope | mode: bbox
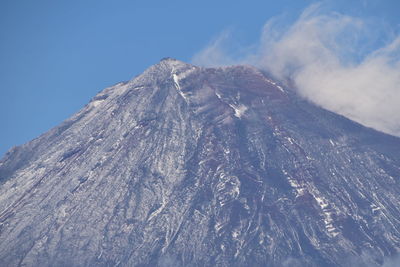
[0,58,400,266]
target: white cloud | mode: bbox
[192,30,236,67]
[192,3,400,137]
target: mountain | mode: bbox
[0,58,400,266]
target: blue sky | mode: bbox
[1,0,400,156]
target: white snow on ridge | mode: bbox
[172,73,189,101]
[276,85,284,92]
[173,73,181,90]
[370,203,381,213]
[172,65,196,84]
[148,197,167,221]
[282,169,306,196]
[91,99,105,107]
[171,67,196,101]
[265,78,285,92]
[314,195,339,237]
[214,91,247,118]
[228,104,247,118]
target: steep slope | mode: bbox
[0,58,400,266]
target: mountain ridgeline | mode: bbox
[0,58,400,266]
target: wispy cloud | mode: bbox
[192,3,400,137]
[191,30,236,67]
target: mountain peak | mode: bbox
[160,56,180,62]
[0,57,400,267]
[158,57,194,69]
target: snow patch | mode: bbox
[265,78,285,92]
[173,73,189,101]
[283,169,306,196]
[285,137,295,145]
[91,99,105,107]
[215,91,223,100]
[228,103,247,118]
[173,73,181,90]
[314,196,339,237]
[276,85,285,92]
[148,197,167,221]
[370,203,381,213]
[172,67,196,101]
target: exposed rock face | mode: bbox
[0,58,400,266]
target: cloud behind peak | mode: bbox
[192,3,400,137]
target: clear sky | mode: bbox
[1,0,399,156]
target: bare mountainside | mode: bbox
[0,58,400,266]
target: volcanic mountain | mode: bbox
[0,58,400,266]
